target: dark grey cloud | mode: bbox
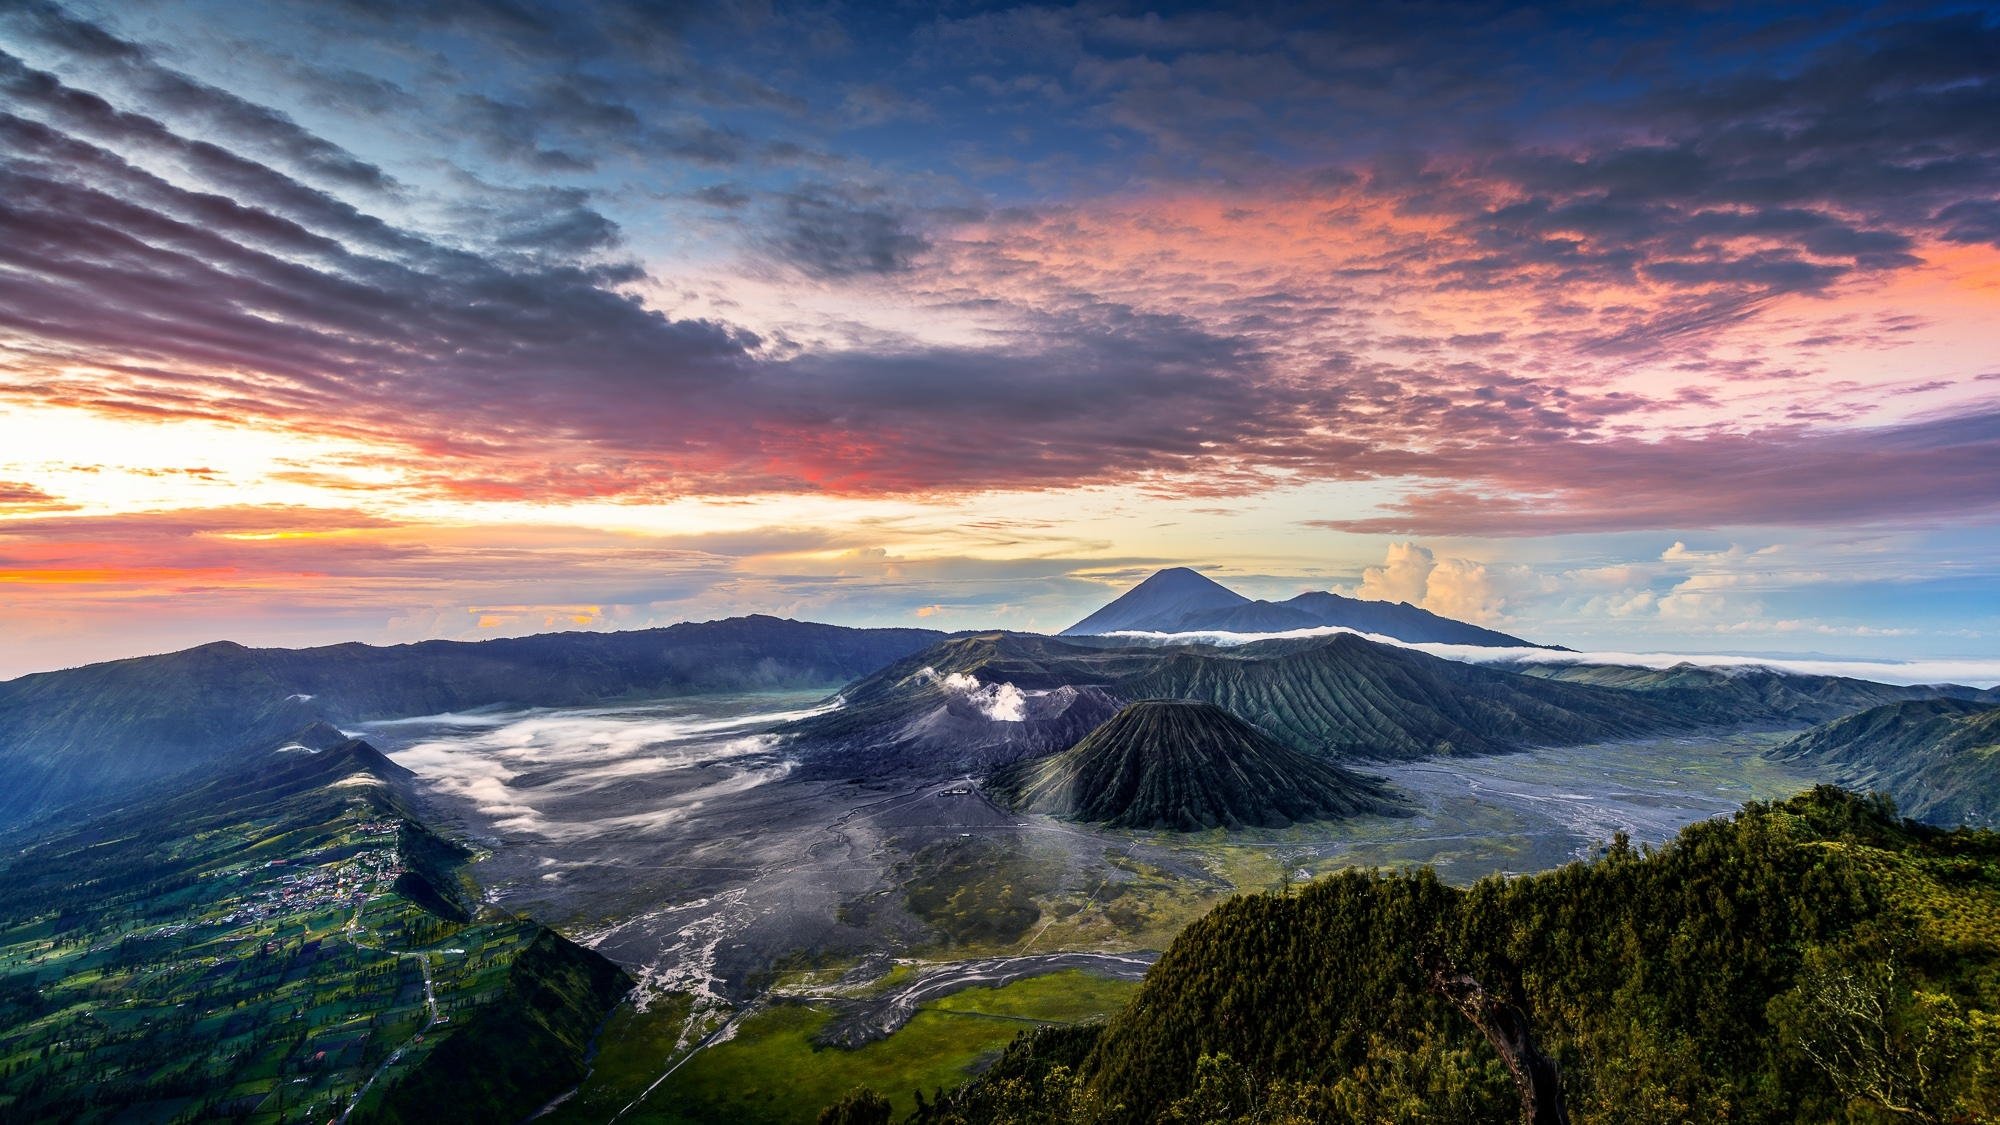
[0,44,1318,498]
[1937,199,2000,246]
[765,182,931,277]
[691,183,751,208]
[445,72,755,172]
[3,0,395,190]
[0,52,428,258]
[3,0,1995,532]
[1310,409,2000,536]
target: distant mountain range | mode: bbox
[784,626,2000,822]
[0,615,944,829]
[1061,566,1541,647]
[10,607,1993,835]
[989,699,1403,830]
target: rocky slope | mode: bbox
[989,700,1402,830]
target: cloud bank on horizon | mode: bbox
[0,0,1996,673]
[1103,625,2000,690]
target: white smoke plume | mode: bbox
[918,667,1031,721]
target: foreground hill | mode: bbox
[785,631,1690,776]
[988,700,1403,830]
[0,615,943,828]
[1061,567,1539,647]
[1770,698,2000,827]
[0,732,630,1123]
[894,787,2000,1124]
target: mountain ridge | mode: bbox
[784,629,1710,777]
[1768,697,2000,827]
[0,615,946,830]
[0,727,633,1123]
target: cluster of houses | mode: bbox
[214,832,406,929]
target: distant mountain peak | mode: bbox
[1060,568,1250,636]
[1062,568,1544,648]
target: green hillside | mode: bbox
[1771,698,2000,827]
[1506,660,1974,725]
[896,787,2000,1124]
[0,737,630,1124]
[989,700,1402,830]
[1116,633,1684,759]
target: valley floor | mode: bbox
[364,698,1823,1125]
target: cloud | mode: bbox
[764,182,931,277]
[1115,626,2000,689]
[2,0,1998,585]
[2,1,395,190]
[378,699,820,840]
[1310,410,2000,535]
[1421,557,1508,624]
[0,481,76,512]
[1351,542,1524,624]
[1354,542,1433,604]
[1,43,1335,500]
[924,668,1029,722]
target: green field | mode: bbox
[611,970,1141,1124]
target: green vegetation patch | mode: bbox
[0,743,628,1124]
[543,993,699,1124]
[899,837,1060,949]
[632,969,1140,1124]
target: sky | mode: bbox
[1,0,1998,678]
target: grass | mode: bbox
[624,969,1141,1124]
[544,994,697,1123]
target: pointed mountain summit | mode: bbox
[989,699,1402,830]
[1061,568,1250,636]
[1061,566,1543,648]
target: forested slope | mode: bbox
[889,788,2000,1124]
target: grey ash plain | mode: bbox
[363,691,1820,1046]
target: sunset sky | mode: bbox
[3,0,1998,677]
